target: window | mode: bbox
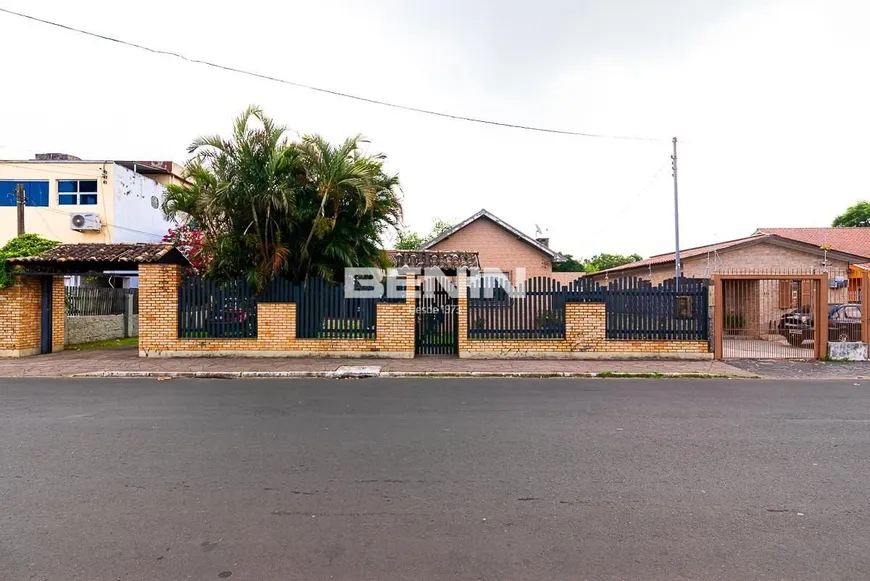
[0,181,49,207]
[844,306,861,320]
[57,180,98,205]
[778,280,792,309]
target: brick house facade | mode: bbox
[421,209,564,280]
[591,233,870,340]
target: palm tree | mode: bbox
[160,107,402,287]
[295,134,392,277]
[165,106,301,290]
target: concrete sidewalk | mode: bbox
[0,347,753,378]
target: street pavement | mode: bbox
[1,377,869,580]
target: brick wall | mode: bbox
[0,275,64,357]
[138,264,416,358]
[428,217,554,278]
[456,274,710,359]
[52,276,64,352]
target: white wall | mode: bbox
[111,164,171,244]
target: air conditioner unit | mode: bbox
[69,212,101,231]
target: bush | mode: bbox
[0,234,59,288]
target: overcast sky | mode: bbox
[1,0,868,258]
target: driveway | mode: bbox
[723,337,814,359]
[1,378,868,580]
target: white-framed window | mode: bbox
[58,179,99,205]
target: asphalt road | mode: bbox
[1,378,869,581]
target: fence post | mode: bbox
[124,292,134,338]
[817,274,828,360]
[713,275,723,360]
[456,271,467,357]
[862,270,870,349]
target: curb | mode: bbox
[71,370,756,380]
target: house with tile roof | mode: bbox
[591,229,870,284]
[416,209,568,281]
[588,228,870,342]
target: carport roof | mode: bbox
[7,243,189,273]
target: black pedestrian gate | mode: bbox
[415,277,458,355]
[40,276,53,354]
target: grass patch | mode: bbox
[594,371,739,379]
[67,337,138,351]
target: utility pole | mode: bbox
[15,183,25,236]
[671,137,681,285]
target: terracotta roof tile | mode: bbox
[597,227,870,276]
[597,234,769,274]
[755,228,870,257]
[8,243,187,265]
[385,249,480,270]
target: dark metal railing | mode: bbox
[178,278,257,338]
[262,278,377,339]
[177,277,380,340]
[466,276,709,341]
[604,277,708,341]
[467,276,566,339]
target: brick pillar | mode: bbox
[403,273,417,354]
[456,271,467,356]
[52,276,65,352]
[139,263,181,356]
[0,276,42,357]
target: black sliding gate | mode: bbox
[415,276,458,355]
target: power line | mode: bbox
[0,6,666,142]
[582,163,669,241]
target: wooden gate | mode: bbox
[415,276,458,355]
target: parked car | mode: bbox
[778,304,862,346]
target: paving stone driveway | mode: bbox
[727,359,870,379]
[0,348,751,377]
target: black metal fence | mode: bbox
[467,276,566,339]
[262,278,377,339]
[466,276,708,341]
[178,278,258,338]
[177,277,380,339]
[603,277,708,341]
[65,287,138,317]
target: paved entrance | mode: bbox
[715,274,828,360]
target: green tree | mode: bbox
[552,253,585,272]
[832,201,870,227]
[162,107,401,288]
[582,253,643,273]
[553,252,643,273]
[395,229,427,250]
[0,234,59,288]
[394,218,455,250]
